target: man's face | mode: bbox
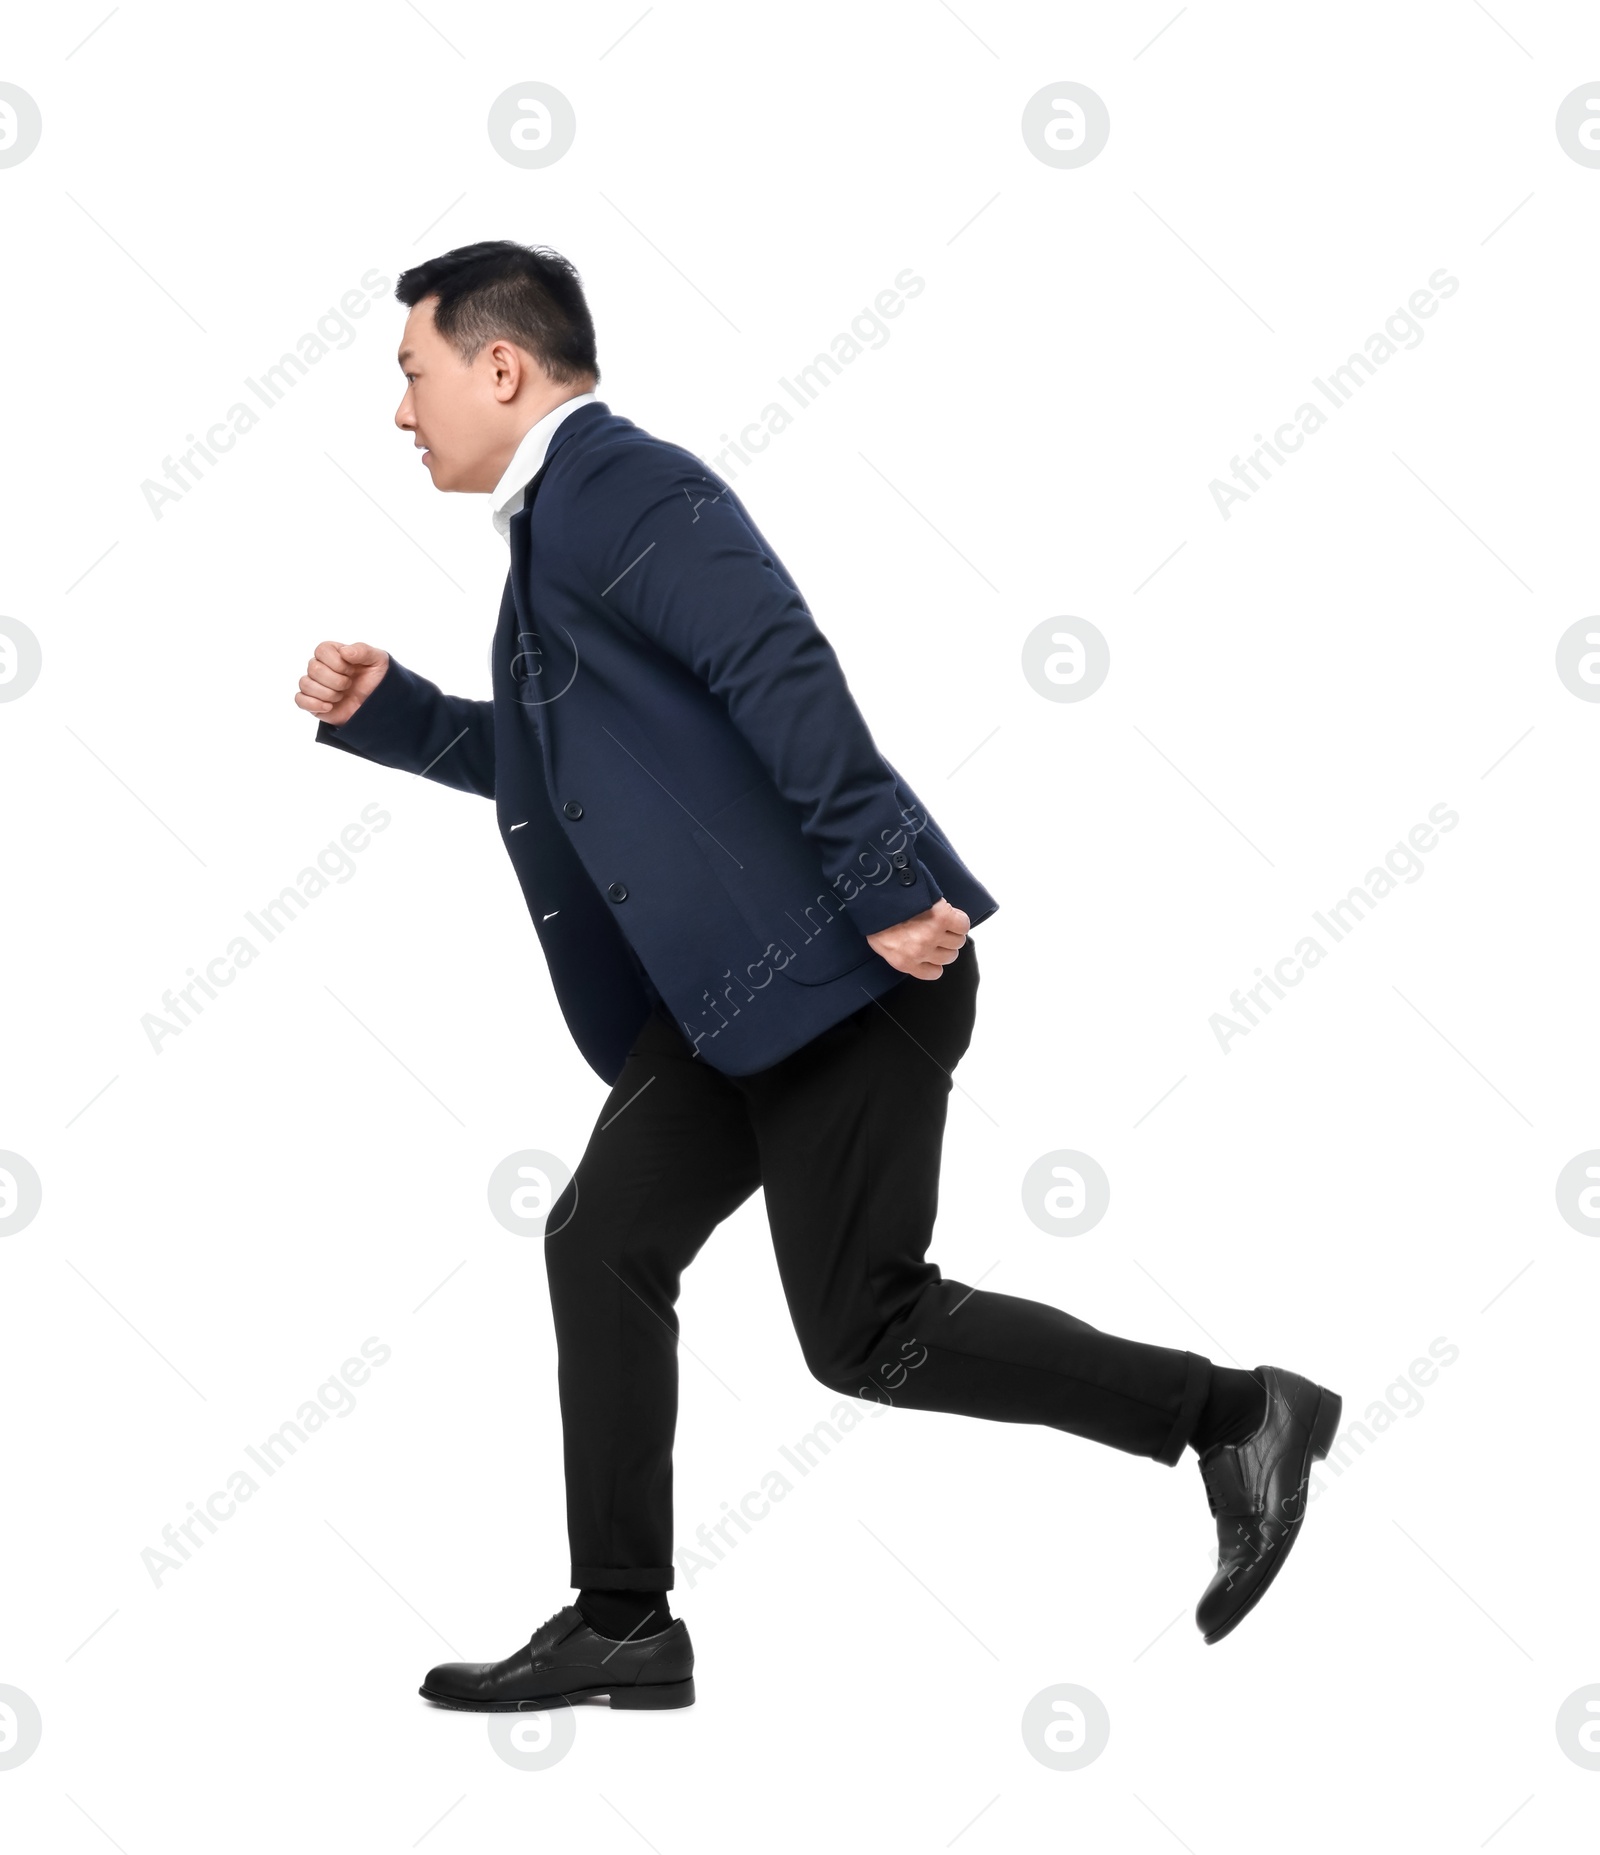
[394,297,507,493]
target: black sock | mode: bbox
[1189,1366,1267,1455]
[578,1587,672,1640]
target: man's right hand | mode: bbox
[295,641,390,726]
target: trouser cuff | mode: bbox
[1155,1351,1212,1466]
[572,1564,676,1591]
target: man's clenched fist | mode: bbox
[867,898,970,980]
[295,641,390,727]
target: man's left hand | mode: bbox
[867,899,971,980]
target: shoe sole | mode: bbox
[418,1676,695,1712]
[1202,1385,1342,1646]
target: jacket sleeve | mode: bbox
[565,452,942,937]
[314,655,495,800]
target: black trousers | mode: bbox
[543,938,1212,1591]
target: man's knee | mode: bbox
[804,1333,928,1404]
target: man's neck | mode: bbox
[493,384,594,483]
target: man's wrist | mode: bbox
[844,865,941,938]
[315,656,406,752]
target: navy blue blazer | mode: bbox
[316,400,998,1082]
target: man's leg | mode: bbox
[737,939,1213,1464]
[544,1002,761,1599]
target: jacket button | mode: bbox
[896,869,916,886]
[563,800,583,820]
[890,852,908,868]
[607,881,628,903]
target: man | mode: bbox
[295,241,1341,1712]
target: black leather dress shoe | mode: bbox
[420,1604,695,1711]
[1194,1364,1342,1645]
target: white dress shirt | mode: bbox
[490,389,598,541]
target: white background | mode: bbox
[3,0,1597,1846]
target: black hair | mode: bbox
[395,240,600,384]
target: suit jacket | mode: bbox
[316,400,998,1082]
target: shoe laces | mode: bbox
[528,1602,578,1644]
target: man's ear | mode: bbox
[487,339,526,404]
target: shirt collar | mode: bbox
[491,390,598,540]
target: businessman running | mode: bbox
[295,240,1341,1712]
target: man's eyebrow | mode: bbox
[396,347,414,368]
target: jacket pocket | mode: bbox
[690,784,878,986]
